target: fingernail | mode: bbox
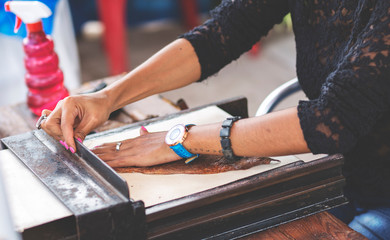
[63,142,69,150]
[77,138,83,143]
[59,140,65,147]
[141,126,148,131]
[69,147,75,154]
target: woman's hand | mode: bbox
[40,39,201,153]
[91,127,181,167]
[41,92,112,152]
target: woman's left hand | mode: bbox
[91,127,181,167]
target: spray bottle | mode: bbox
[5,1,69,116]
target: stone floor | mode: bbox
[78,21,305,117]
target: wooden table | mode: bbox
[0,79,366,240]
[244,212,366,239]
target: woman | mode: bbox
[41,1,389,238]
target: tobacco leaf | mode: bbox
[114,155,278,175]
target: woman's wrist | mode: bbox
[100,74,144,113]
[97,87,117,114]
[183,124,223,156]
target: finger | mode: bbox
[75,137,84,144]
[140,126,149,135]
[93,149,133,166]
[41,109,52,117]
[60,98,79,153]
[91,144,116,154]
[104,158,137,168]
[41,108,63,140]
[36,109,51,130]
[40,109,52,130]
[92,141,135,160]
[73,118,101,146]
[94,152,116,161]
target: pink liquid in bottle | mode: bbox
[23,23,69,116]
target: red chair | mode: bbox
[178,0,199,30]
[97,0,128,75]
[96,0,200,76]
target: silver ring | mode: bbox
[116,142,122,151]
[36,113,48,129]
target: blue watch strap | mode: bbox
[170,143,196,158]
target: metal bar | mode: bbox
[256,78,301,116]
[75,140,129,199]
[1,130,135,240]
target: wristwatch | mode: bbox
[165,124,198,163]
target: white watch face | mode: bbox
[165,124,186,145]
[169,128,181,140]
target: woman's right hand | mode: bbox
[39,38,201,153]
[40,92,112,153]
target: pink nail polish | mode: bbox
[63,142,69,150]
[77,138,83,143]
[141,126,148,131]
[69,147,75,154]
[59,140,65,146]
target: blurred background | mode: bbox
[1,0,303,116]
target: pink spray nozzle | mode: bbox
[4,1,52,33]
[4,1,22,33]
[14,16,22,33]
[4,2,10,11]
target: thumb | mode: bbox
[140,126,149,135]
[73,120,97,150]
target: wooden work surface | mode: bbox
[243,211,366,239]
[0,78,366,239]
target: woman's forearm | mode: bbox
[184,107,310,157]
[103,38,201,113]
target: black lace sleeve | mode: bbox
[180,0,289,81]
[298,2,390,155]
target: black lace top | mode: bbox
[181,0,390,206]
